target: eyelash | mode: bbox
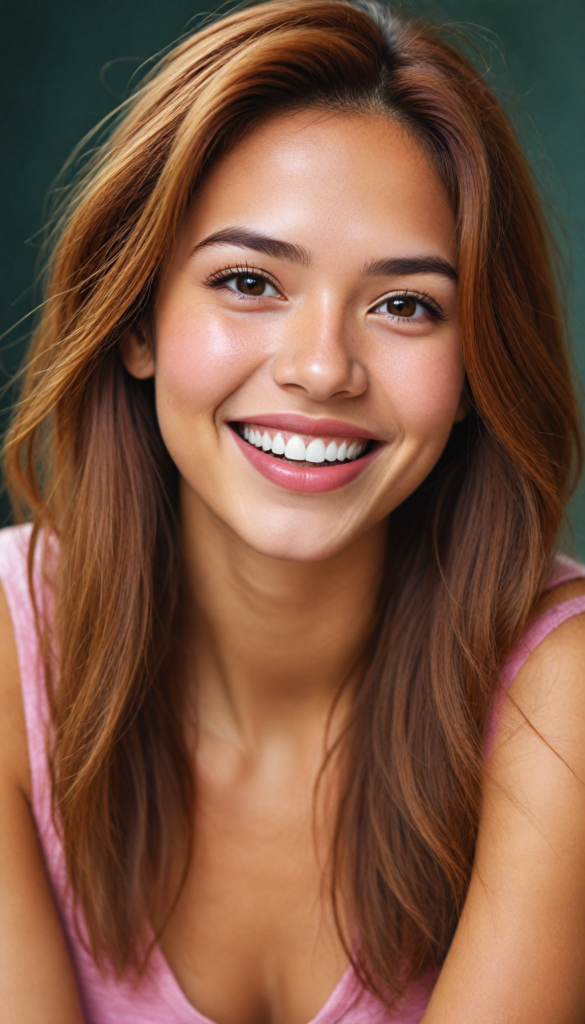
[205,266,447,321]
[206,264,281,293]
[372,290,447,322]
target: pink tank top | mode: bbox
[2,522,585,1024]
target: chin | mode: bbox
[236,519,358,564]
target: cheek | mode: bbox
[153,303,260,419]
[377,338,464,439]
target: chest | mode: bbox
[159,745,349,1024]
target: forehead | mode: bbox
[185,109,457,265]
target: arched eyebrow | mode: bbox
[189,227,311,266]
[189,227,457,282]
[364,255,458,282]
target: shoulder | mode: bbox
[0,523,35,619]
[501,575,585,753]
[485,570,585,910]
[424,576,585,1020]
[0,527,84,1021]
[0,521,34,562]
[534,567,585,616]
[492,574,585,782]
[0,525,34,799]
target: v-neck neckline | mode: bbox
[151,945,360,1024]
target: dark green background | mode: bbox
[2,0,584,548]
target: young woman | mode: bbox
[1,1,584,1021]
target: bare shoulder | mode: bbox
[0,576,85,1021]
[533,573,585,616]
[497,576,585,773]
[423,579,585,1022]
[0,577,30,797]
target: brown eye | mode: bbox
[235,274,266,295]
[386,295,418,317]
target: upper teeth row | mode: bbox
[242,427,366,463]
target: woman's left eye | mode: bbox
[371,294,431,319]
[223,273,280,297]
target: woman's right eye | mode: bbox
[224,273,280,297]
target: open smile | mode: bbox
[237,422,373,465]
[229,419,382,493]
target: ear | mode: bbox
[118,325,155,379]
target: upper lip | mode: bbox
[229,413,383,440]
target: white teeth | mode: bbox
[242,425,368,463]
[325,441,338,462]
[271,432,286,455]
[305,438,326,463]
[284,435,306,461]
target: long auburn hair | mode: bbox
[5,0,582,1007]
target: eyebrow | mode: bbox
[189,227,311,267]
[189,227,458,282]
[364,255,458,282]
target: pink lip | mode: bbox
[231,429,382,493]
[230,413,382,441]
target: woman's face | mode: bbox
[123,110,465,561]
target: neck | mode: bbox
[180,490,386,749]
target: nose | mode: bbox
[272,300,368,402]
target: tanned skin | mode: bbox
[1,112,584,1023]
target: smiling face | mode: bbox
[121,109,466,561]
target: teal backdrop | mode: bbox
[1,0,584,547]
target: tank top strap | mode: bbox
[501,554,585,690]
[544,552,585,591]
[0,523,54,836]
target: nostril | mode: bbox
[272,344,367,402]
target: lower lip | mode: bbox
[231,430,381,493]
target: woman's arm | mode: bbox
[0,582,85,1024]
[423,592,585,1023]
